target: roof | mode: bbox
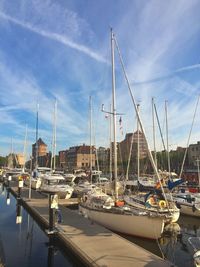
[33,138,47,146]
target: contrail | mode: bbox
[0,11,108,64]
[134,64,200,85]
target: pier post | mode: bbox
[7,175,12,188]
[17,176,24,199]
[48,193,58,234]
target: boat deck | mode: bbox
[7,182,173,267]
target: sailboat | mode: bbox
[73,96,100,197]
[124,100,180,223]
[25,104,42,190]
[40,100,74,199]
[79,29,169,239]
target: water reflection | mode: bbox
[6,189,10,205]
[120,217,200,267]
[0,185,84,267]
[16,198,22,224]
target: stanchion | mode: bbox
[7,175,12,188]
[44,192,59,235]
[17,176,24,199]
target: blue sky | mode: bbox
[0,0,200,157]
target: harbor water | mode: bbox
[0,184,84,267]
[121,214,200,267]
[0,183,199,267]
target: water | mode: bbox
[1,183,199,267]
[0,184,84,267]
[121,215,200,267]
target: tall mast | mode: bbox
[165,100,171,175]
[137,104,140,179]
[109,104,112,182]
[53,99,57,171]
[35,103,39,170]
[111,29,118,200]
[22,124,28,173]
[152,98,157,168]
[51,100,57,172]
[89,96,93,183]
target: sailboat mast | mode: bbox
[109,104,113,182]
[165,100,171,175]
[22,124,28,173]
[137,104,140,179]
[111,29,118,200]
[152,98,157,168]
[53,100,57,171]
[35,103,39,170]
[89,96,93,183]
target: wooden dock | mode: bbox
[8,183,174,267]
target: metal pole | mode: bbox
[109,104,112,182]
[152,98,157,168]
[165,100,171,175]
[89,96,93,183]
[111,29,118,201]
[53,100,57,172]
[137,104,140,180]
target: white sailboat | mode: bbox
[172,192,200,217]
[124,101,180,223]
[79,29,167,239]
[25,104,42,191]
[40,100,74,199]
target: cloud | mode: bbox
[0,10,108,64]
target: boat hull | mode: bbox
[179,204,200,217]
[79,204,165,239]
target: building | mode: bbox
[32,138,48,167]
[188,141,200,166]
[59,150,67,168]
[66,144,96,170]
[119,131,148,162]
[97,146,110,173]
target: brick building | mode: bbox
[119,131,148,162]
[188,141,200,166]
[32,138,48,167]
[66,144,96,170]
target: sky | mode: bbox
[0,0,200,158]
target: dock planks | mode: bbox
[8,184,173,267]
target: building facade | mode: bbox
[59,150,67,168]
[66,144,96,170]
[119,131,148,162]
[188,141,200,166]
[32,138,48,167]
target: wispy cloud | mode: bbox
[133,64,200,85]
[0,10,108,64]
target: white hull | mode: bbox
[25,178,41,190]
[40,185,73,199]
[124,195,180,224]
[179,204,200,217]
[79,204,165,239]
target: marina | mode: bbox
[1,179,200,267]
[0,2,200,267]
[0,181,172,267]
